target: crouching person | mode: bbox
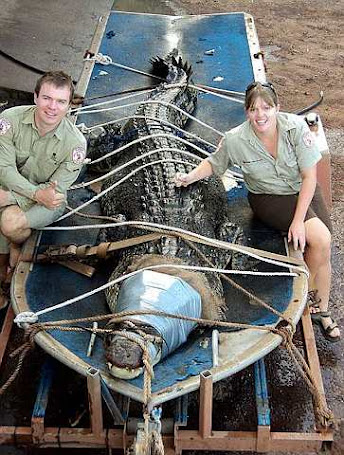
[0,70,86,308]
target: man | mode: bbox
[0,71,87,308]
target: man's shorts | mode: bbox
[247,185,332,233]
[0,203,65,254]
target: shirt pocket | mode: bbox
[241,159,271,175]
[29,155,60,183]
[43,155,60,175]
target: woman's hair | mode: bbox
[245,81,278,110]
[34,71,75,102]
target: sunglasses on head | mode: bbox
[245,81,277,96]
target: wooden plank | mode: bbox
[56,260,95,277]
[0,305,14,367]
[176,429,332,452]
[0,425,333,451]
[256,425,271,452]
[302,306,326,397]
[199,371,213,439]
[75,14,109,97]
[86,368,104,437]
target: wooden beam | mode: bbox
[176,429,332,452]
[301,306,326,397]
[0,425,333,451]
[199,371,213,439]
[87,368,104,438]
[256,425,271,452]
[0,305,14,367]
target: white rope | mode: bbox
[71,157,197,190]
[189,83,244,104]
[73,82,188,114]
[22,263,298,321]
[85,52,166,81]
[74,99,225,137]
[63,147,201,209]
[85,52,245,104]
[72,87,156,113]
[197,83,245,98]
[87,132,211,166]
[77,114,217,150]
[41,219,308,275]
[12,55,297,326]
[77,117,243,181]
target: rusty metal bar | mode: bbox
[199,370,213,439]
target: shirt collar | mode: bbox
[21,106,36,128]
[239,120,258,144]
[21,106,64,140]
[276,112,295,134]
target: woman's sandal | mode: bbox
[311,311,340,343]
[308,290,340,343]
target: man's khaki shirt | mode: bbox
[207,112,322,194]
[0,105,86,210]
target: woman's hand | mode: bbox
[174,160,214,188]
[288,219,306,253]
[174,172,191,187]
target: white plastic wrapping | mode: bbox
[116,270,202,358]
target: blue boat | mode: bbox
[12,10,308,407]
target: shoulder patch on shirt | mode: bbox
[72,146,86,164]
[0,118,11,135]
[302,131,314,147]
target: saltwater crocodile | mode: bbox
[89,51,244,378]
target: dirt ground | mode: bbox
[172,0,344,453]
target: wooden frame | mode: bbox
[0,304,334,452]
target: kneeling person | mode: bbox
[0,70,86,308]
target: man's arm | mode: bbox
[0,136,65,210]
[0,132,38,200]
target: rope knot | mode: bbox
[275,320,295,347]
[85,52,113,65]
[315,404,337,430]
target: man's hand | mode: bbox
[34,181,65,210]
[0,189,10,207]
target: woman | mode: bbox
[175,81,340,342]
